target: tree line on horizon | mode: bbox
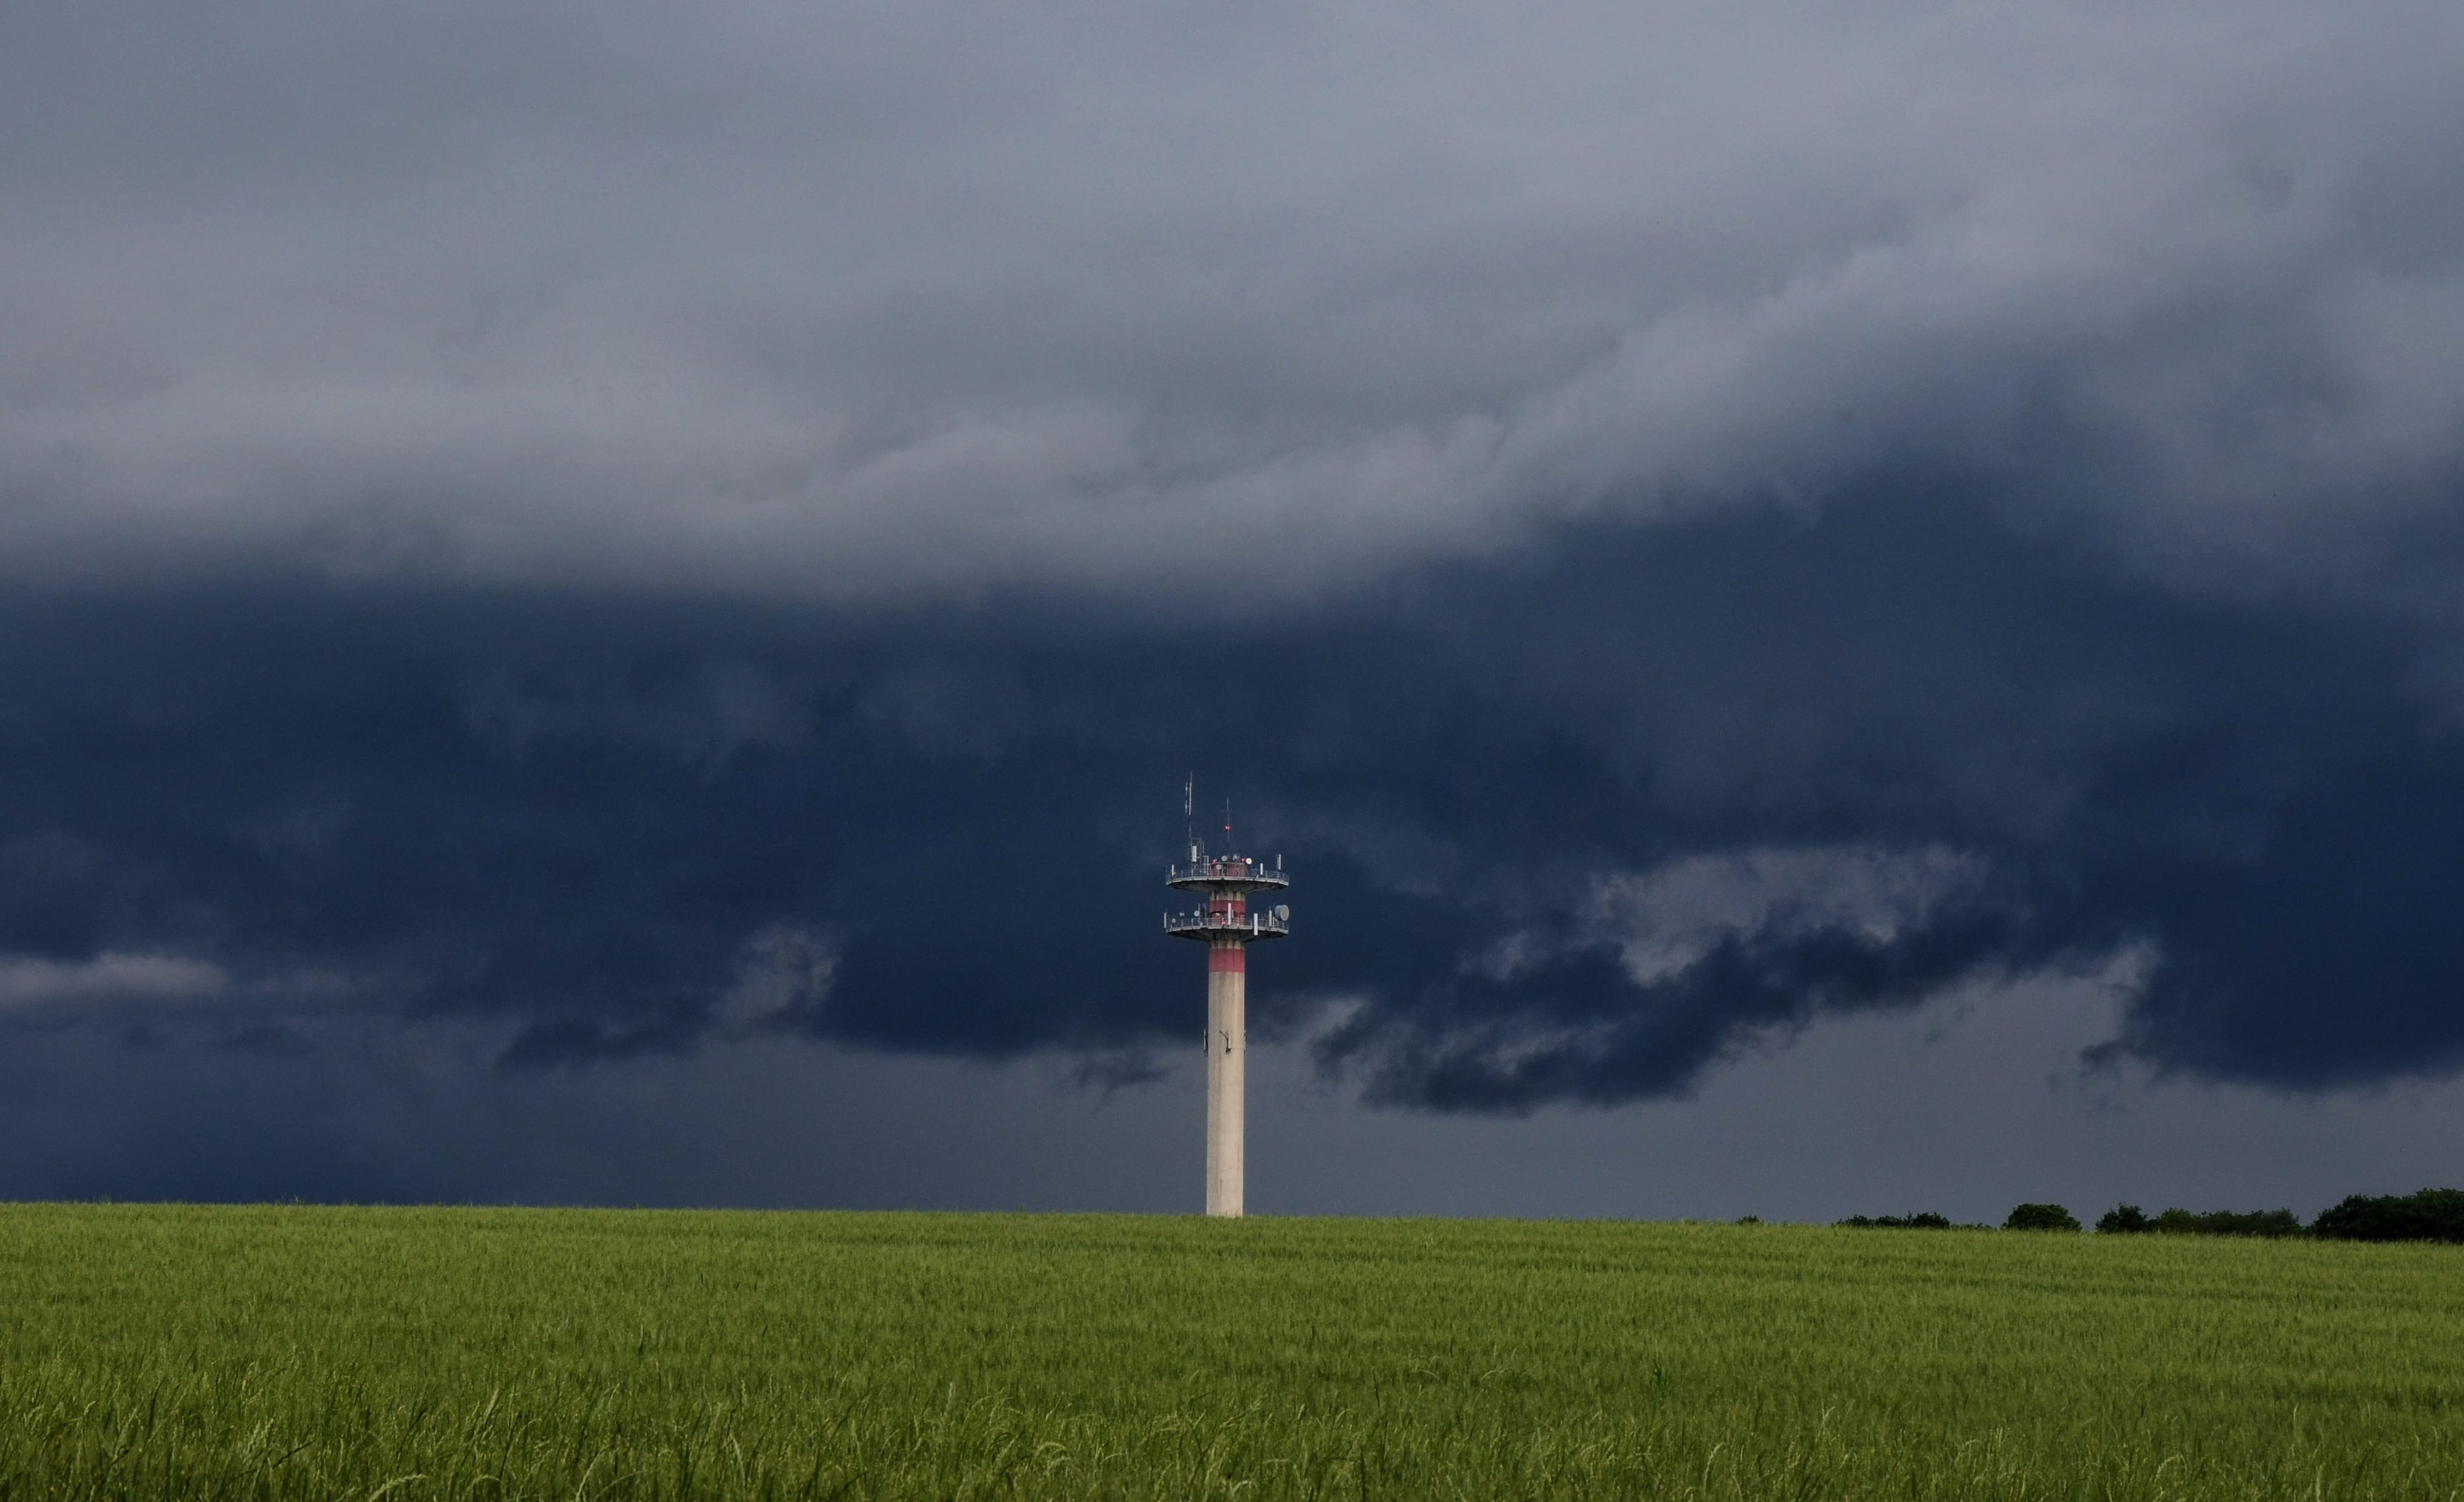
[1828,1187,2464,1242]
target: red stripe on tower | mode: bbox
[1209,945,1246,973]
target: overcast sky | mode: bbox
[5,0,2464,1217]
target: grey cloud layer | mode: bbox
[7,2,2462,599]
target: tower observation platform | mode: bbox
[1165,830,1288,1217]
[1163,855,1290,939]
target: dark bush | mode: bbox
[2312,1189,2464,1243]
[2097,1203,2152,1233]
[1837,1212,1953,1229]
[2004,1203,2081,1232]
[2148,1207,2305,1238]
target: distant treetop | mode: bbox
[2004,1203,2082,1232]
[2312,1189,2464,1243]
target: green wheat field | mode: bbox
[3,1204,2461,1500]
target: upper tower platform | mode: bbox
[1165,854,1289,895]
[1164,853,1289,942]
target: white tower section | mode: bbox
[1165,850,1288,1217]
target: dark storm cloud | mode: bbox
[3,486,2460,1113]
[6,0,2464,1178]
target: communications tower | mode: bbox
[1164,782,1288,1217]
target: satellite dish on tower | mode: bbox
[1274,904,1289,921]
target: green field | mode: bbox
[4,1206,2462,1499]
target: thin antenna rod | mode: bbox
[1224,796,1233,852]
[1184,774,1195,858]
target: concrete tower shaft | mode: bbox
[1206,941,1245,1215]
[1165,852,1288,1217]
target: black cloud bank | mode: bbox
[4,487,2458,1114]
